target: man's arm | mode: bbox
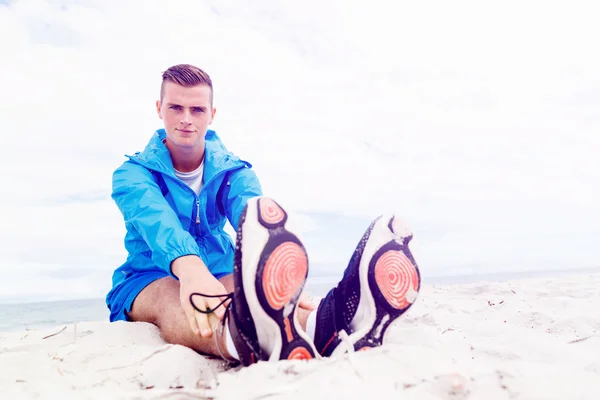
[222,165,263,230]
[111,161,202,277]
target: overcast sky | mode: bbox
[1,0,599,303]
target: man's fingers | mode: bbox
[207,313,221,332]
[194,308,212,338]
[208,297,226,321]
[185,306,201,336]
[298,292,316,311]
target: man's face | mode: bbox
[156,81,216,152]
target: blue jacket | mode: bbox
[107,128,262,297]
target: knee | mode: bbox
[130,277,181,325]
[153,277,182,313]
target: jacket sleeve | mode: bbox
[111,161,201,277]
[223,165,263,231]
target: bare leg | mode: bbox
[127,274,235,359]
[128,273,314,360]
[297,307,311,332]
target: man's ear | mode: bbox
[155,100,163,119]
[209,107,217,125]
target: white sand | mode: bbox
[2,273,600,400]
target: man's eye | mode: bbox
[170,105,181,110]
[192,108,204,113]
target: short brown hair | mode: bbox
[160,64,214,105]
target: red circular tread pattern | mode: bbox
[262,242,307,310]
[287,347,313,360]
[374,250,419,309]
[259,198,285,225]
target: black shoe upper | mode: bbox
[313,218,377,356]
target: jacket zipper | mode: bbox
[128,157,243,227]
[195,197,201,224]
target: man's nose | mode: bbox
[180,109,192,124]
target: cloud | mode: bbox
[1,0,599,302]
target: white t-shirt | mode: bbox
[174,162,204,196]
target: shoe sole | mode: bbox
[237,197,317,362]
[333,215,421,355]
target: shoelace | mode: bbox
[189,291,234,317]
[189,291,236,362]
[338,329,355,354]
[338,329,364,377]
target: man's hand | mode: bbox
[298,291,317,311]
[172,256,230,338]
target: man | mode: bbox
[106,64,421,365]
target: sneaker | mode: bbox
[227,196,318,366]
[313,214,421,357]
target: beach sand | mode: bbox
[2,272,599,399]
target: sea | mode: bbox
[0,279,340,333]
[2,268,599,333]
[0,298,109,333]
